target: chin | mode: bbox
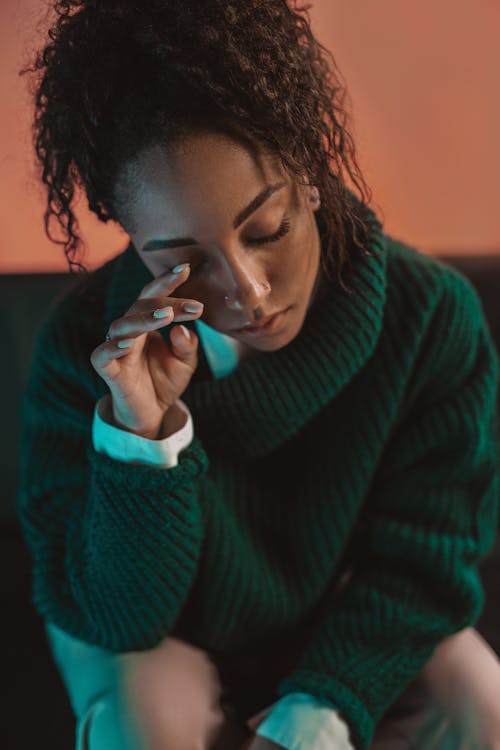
[243,326,299,352]
[240,305,307,350]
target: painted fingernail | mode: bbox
[178,325,190,341]
[116,339,133,348]
[172,263,190,274]
[182,302,203,313]
[153,306,174,319]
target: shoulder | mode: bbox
[385,237,492,358]
[386,236,484,324]
[381,234,498,403]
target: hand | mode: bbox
[90,263,203,438]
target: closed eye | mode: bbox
[188,217,291,276]
[249,217,291,245]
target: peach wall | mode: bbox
[1,0,499,273]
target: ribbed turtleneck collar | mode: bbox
[104,197,388,461]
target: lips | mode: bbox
[233,306,291,337]
[237,311,283,331]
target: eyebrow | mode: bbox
[142,180,287,252]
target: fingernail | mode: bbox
[178,325,190,341]
[117,339,133,348]
[153,306,174,319]
[172,263,190,274]
[182,301,203,313]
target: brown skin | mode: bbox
[118,131,325,350]
[90,131,324,440]
[91,133,324,744]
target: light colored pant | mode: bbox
[45,621,500,750]
[45,622,253,750]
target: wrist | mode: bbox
[111,415,164,441]
[110,402,168,440]
[161,401,188,438]
[111,403,187,441]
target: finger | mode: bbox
[138,262,192,301]
[168,324,199,363]
[124,296,205,320]
[107,300,203,340]
[90,332,147,377]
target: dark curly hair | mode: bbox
[19,0,383,293]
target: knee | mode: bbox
[77,696,149,750]
[119,636,228,750]
[421,627,500,699]
[420,627,500,747]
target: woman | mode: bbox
[17,1,500,748]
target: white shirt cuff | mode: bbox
[255,692,354,750]
[92,393,193,468]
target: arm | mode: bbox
[17,307,209,653]
[93,392,194,467]
[273,275,500,750]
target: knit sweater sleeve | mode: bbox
[275,270,500,750]
[17,293,210,652]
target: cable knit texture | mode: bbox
[92,381,355,748]
[17,199,500,749]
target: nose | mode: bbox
[219,254,271,314]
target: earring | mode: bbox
[310,187,320,204]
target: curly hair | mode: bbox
[19,0,382,292]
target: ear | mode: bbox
[308,185,321,210]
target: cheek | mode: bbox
[302,219,321,270]
[138,253,168,279]
[285,226,317,279]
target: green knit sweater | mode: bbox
[18,205,500,750]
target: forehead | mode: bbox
[120,132,290,236]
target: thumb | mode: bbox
[170,324,198,362]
